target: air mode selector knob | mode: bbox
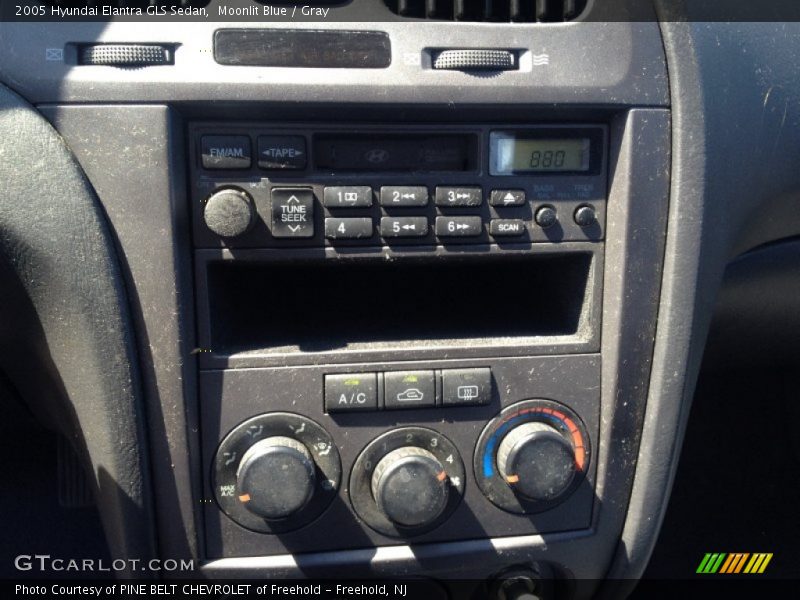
[236,436,316,521]
[371,446,450,528]
[496,422,576,502]
[203,188,255,238]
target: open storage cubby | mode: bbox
[200,251,597,357]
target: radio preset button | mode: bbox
[325,373,378,412]
[435,186,482,207]
[384,371,436,410]
[380,186,428,207]
[258,135,307,170]
[490,189,526,207]
[201,135,251,170]
[435,216,482,237]
[323,186,373,208]
[380,216,428,238]
[325,218,374,240]
[490,219,526,237]
[271,188,314,238]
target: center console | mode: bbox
[190,121,608,557]
[24,9,674,591]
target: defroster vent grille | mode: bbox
[385,0,588,22]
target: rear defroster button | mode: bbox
[442,368,492,406]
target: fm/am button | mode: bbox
[200,135,251,170]
[325,373,378,413]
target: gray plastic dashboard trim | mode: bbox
[40,104,200,564]
[602,19,800,592]
[0,87,156,573]
[0,20,668,106]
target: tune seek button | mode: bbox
[271,188,314,238]
[325,373,378,412]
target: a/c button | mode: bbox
[325,373,378,412]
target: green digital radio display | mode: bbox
[490,133,592,175]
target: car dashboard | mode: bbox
[1,1,799,598]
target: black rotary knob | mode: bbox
[371,447,449,528]
[236,436,316,520]
[534,205,558,229]
[203,188,254,238]
[573,205,597,228]
[496,422,576,502]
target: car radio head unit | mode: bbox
[189,122,607,250]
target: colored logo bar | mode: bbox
[696,552,773,574]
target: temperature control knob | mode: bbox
[474,399,590,514]
[496,422,576,502]
[371,447,449,528]
[236,436,316,520]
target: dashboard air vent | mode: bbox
[384,0,588,22]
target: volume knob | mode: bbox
[496,422,576,502]
[203,188,255,238]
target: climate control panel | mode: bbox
[201,356,600,558]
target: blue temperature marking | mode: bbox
[482,412,567,478]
